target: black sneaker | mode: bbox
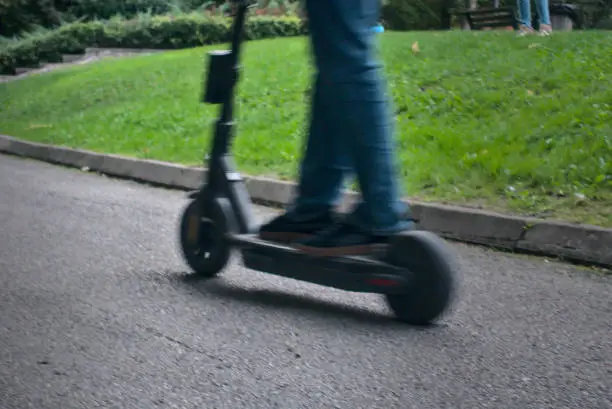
[259,212,334,243]
[293,222,389,257]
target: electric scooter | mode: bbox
[178,0,458,325]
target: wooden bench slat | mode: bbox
[470,13,514,21]
[472,16,516,23]
[472,20,517,29]
[461,6,515,16]
[453,6,518,30]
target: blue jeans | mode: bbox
[517,0,551,27]
[285,0,411,235]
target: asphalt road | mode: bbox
[0,154,610,409]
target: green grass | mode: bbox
[1,30,611,227]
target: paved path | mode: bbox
[0,154,610,409]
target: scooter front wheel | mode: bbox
[179,197,234,278]
[385,230,458,325]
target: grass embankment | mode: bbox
[0,31,610,226]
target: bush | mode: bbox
[0,13,305,74]
[594,15,612,29]
[382,0,455,30]
[0,0,63,37]
[65,0,178,21]
[0,0,302,38]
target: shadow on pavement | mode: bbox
[174,272,442,331]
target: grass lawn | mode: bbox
[0,30,611,227]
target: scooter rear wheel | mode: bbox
[179,197,234,278]
[385,230,457,325]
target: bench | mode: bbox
[453,2,588,31]
[454,6,519,30]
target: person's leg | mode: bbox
[259,71,350,242]
[294,0,413,257]
[290,74,351,216]
[517,0,534,34]
[534,0,552,34]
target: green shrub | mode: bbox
[0,0,63,37]
[0,0,302,39]
[0,13,305,74]
[382,0,454,30]
[0,36,14,47]
[594,15,612,29]
[65,0,178,21]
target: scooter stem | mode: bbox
[219,2,249,125]
[207,2,251,166]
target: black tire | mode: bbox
[385,230,458,325]
[179,197,235,278]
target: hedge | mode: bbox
[0,0,233,37]
[382,0,452,30]
[65,0,182,21]
[0,13,306,74]
[0,0,63,37]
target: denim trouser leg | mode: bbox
[286,74,350,221]
[517,0,551,27]
[517,0,533,27]
[535,0,551,25]
[288,0,410,235]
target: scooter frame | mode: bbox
[179,1,457,325]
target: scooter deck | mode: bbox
[228,234,413,294]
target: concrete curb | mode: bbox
[1,134,611,269]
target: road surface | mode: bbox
[0,154,610,409]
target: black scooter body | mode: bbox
[178,1,457,325]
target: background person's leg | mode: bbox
[517,0,534,34]
[534,0,552,33]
